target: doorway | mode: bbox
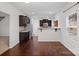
[0,11,9,55]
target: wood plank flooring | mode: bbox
[1,37,75,56]
[0,36,9,55]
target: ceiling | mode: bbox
[10,2,69,18]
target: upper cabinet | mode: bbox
[40,19,51,28]
[53,20,58,27]
[19,15,26,26]
[25,16,30,24]
[19,15,30,27]
[39,19,60,28]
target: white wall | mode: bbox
[56,3,79,55]
[31,16,61,41]
[31,16,40,36]
[0,2,24,48]
[0,15,9,36]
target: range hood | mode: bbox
[0,16,5,21]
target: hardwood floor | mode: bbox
[0,36,9,55]
[1,37,75,56]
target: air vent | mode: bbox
[0,16,5,21]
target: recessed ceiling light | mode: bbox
[25,1,30,3]
[49,11,52,14]
[32,12,35,14]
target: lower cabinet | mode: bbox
[19,31,29,43]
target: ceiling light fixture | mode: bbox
[25,1,31,3]
[32,12,35,14]
[49,11,53,14]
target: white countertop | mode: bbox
[19,24,31,32]
[19,29,30,32]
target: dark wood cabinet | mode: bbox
[48,20,51,27]
[19,15,27,26]
[19,32,29,43]
[25,16,30,24]
[40,19,51,27]
[40,20,43,26]
[19,15,30,27]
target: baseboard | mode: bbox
[38,40,59,42]
[60,41,78,56]
[9,41,19,49]
[0,47,9,55]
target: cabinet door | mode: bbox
[25,16,30,24]
[25,32,29,41]
[19,32,29,43]
[24,16,28,25]
[40,20,43,27]
[19,15,26,26]
[48,20,51,27]
[27,17,30,24]
[19,32,25,42]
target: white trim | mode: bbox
[60,41,79,56]
[38,40,59,42]
[9,41,19,48]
